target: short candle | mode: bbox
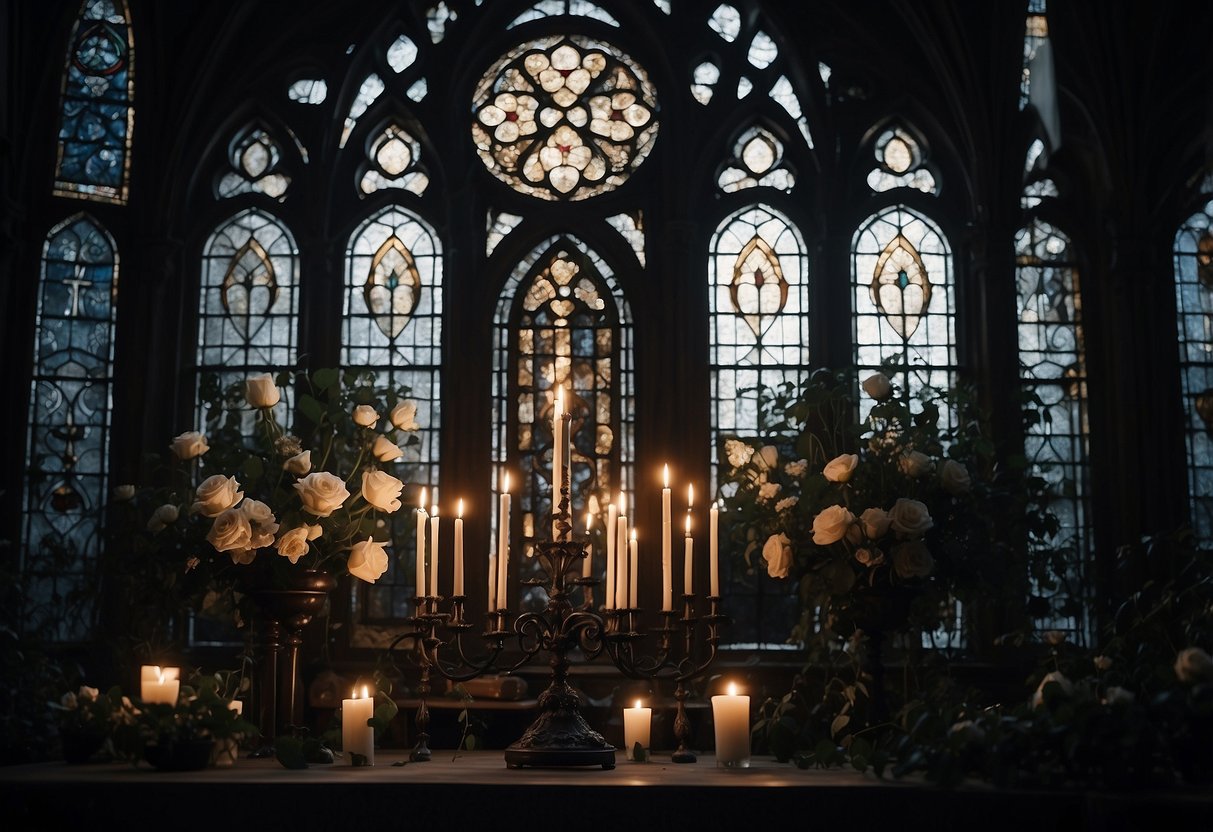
[623,699,652,761]
[342,685,375,766]
[711,682,751,768]
[140,665,180,705]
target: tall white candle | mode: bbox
[615,493,628,609]
[623,699,653,761]
[605,496,618,608]
[552,387,563,540]
[709,501,720,597]
[629,528,638,609]
[416,488,427,599]
[684,513,694,596]
[583,512,593,578]
[661,464,672,612]
[454,499,465,596]
[140,666,180,705]
[342,686,375,766]
[712,682,751,767]
[429,505,440,598]
[497,473,511,610]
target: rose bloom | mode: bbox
[784,459,808,478]
[169,430,209,460]
[859,507,891,539]
[889,497,933,538]
[753,445,779,471]
[207,508,253,553]
[899,450,933,478]
[372,435,404,462]
[362,470,404,513]
[939,459,972,495]
[153,504,179,525]
[757,481,782,502]
[283,450,312,475]
[229,547,257,565]
[276,526,312,564]
[811,505,855,545]
[762,533,793,579]
[295,472,351,517]
[1174,646,1213,684]
[861,372,893,401]
[244,373,281,409]
[724,439,754,469]
[307,524,323,540]
[193,475,244,518]
[348,537,390,583]
[891,540,933,579]
[240,498,280,548]
[113,484,136,501]
[353,405,379,427]
[390,400,420,431]
[823,453,858,483]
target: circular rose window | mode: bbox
[471,35,659,201]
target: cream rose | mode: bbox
[724,439,754,469]
[153,504,179,525]
[891,540,933,579]
[390,400,420,431]
[899,450,933,478]
[207,508,253,553]
[940,459,972,495]
[169,430,209,460]
[753,445,779,471]
[859,507,891,540]
[861,372,893,401]
[113,484,136,501]
[889,498,933,538]
[244,373,281,409]
[761,533,793,579]
[294,472,350,517]
[276,526,312,564]
[1174,646,1213,684]
[757,481,782,502]
[362,470,404,513]
[823,453,858,483]
[78,685,100,701]
[353,405,379,427]
[348,537,390,583]
[784,459,808,478]
[811,505,855,545]
[372,435,404,462]
[307,524,323,540]
[240,499,279,547]
[283,450,312,476]
[193,475,244,518]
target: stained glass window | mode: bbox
[852,205,955,422]
[717,126,795,193]
[53,0,135,204]
[507,1,621,29]
[709,4,741,42]
[866,126,937,194]
[23,215,118,640]
[340,74,385,149]
[343,206,443,633]
[487,209,525,257]
[605,212,645,266]
[471,36,659,201]
[768,76,813,149]
[1175,199,1213,539]
[197,210,299,428]
[216,126,291,200]
[359,124,430,196]
[493,237,634,612]
[287,79,327,104]
[427,2,454,43]
[692,61,721,105]
[747,31,778,70]
[387,35,418,73]
[407,79,429,102]
[1016,218,1090,639]
[1021,0,1050,110]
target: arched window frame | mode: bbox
[1174,197,1213,540]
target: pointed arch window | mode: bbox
[23,215,118,639]
[359,123,430,196]
[492,237,634,611]
[852,205,955,421]
[718,126,795,193]
[216,125,291,200]
[866,126,937,194]
[1175,198,1213,539]
[53,0,135,204]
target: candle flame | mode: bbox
[585,512,593,532]
[431,504,438,517]
[631,528,637,542]
[504,472,511,493]
[617,491,625,513]
[157,668,166,684]
[663,463,669,488]
[688,483,694,508]
[458,498,464,519]
[634,699,642,709]
[727,682,738,696]
[362,685,369,699]
[419,487,427,511]
[685,514,691,535]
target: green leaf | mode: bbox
[299,394,326,426]
[241,455,264,481]
[830,714,851,738]
[312,368,340,392]
[464,735,477,751]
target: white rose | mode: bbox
[753,445,779,471]
[193,475,244,518]
[362,470,404,513]
[77,685,100,701]
[811,505,855,545]
[784,459,808,478]
[757,481,782,502]
[861,372,892,401]
[724,439,754,469]
[761,533,793,579]
[899,450,933,478]
[294,472,351,517]
[307,524,323,540]
[283,450,312,476]
[240,499,279,547]
[889,498,933,538]
[60,692,77,709]
[823,453,858,483]
[153,504,179,525]
[169,430,209,460]
[348,537,390,583]
[276,526,312,564]
[244,373,281,409]
[390,400,420,431]
[859,507,891,540]
[353,405,379,427]
[372,435,404,462]
[229,547,257,565]
[1174,647,1213,684]
[113,484,136,502]
[207,508,253,553]
[891,540,933,578]
[775,495,799,513]
[939,459,972,495]
[1032,671,1073,707]
[1104,687,1135,706]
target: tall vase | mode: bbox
[245,568,336,757]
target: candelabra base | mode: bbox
[502,703,616,769]
[504,746,617,770]
[671,748,697,764]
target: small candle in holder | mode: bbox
[140,666,180,705]
[583,511,594,578]
[623,699,652,761]
[711,682,751,768]
[342,685,375,766]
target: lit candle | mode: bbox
[583,512,594,578]
[615,492,628,609]
[684,513,694,597]
[623,699,653,762]
[416,488,427,599]
[552,387,563,540]
[629,528,639,609]
[709,501,720,598]
[605,494,618,608]
[429,504,440,598]
[497,472,511,610]
[661,464,672,612]
[454,499,465,597]
[711,682,751,768]
[140,666,180,705]
[342,685,375,766]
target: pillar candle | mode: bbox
[487,553,498,613]
[497,473,511,610]
[711,682,751,768]
[429,505,440,598]
[684,513,694,596]
[454,499,464,597]
[709,501,720,597]
[583,512,593,578]
[342,686,375,766]
[416,488,427,599]
[552,388,563,541]
[140,666,180,705]
[623,700,652,761]
[605,496,618,608]
[661,464,672,612]
[629,528,638,609]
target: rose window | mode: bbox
[472,36,659,201]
